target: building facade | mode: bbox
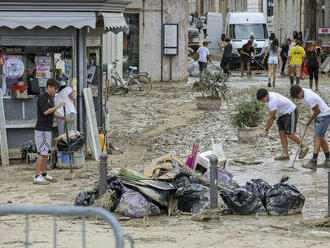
[274,0,330,43]
[124,0,188,82]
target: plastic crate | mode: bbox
[57,150,85,169]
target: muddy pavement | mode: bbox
[1,72,330,247]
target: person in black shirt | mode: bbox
[34,79,66,185]
[240,40,254,76]
[280,38,291,75]
[305,43,321,90]
[219,37,232,75]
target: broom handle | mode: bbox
[291,126,308,168]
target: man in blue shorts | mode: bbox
[290,85,330,171]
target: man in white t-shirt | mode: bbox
[257,88,309,161]
[290,85,330,170]
[196,41,211,73]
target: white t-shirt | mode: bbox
[303,88,330,118]
[268,92,296,116]
[197,46,209,63]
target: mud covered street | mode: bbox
[1,73,330,247]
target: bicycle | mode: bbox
[109,60,152,96]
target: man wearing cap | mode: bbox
[196,41,211,73]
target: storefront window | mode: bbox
[123,13,139,77]
[1,46,73,97]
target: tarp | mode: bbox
[0,11,96,29]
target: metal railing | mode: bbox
[0,205,134,248]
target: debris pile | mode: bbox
[74,152,305,218]
[74,153,235,218]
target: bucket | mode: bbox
[57,150,85,169]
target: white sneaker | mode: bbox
[43,174,57,182]
[33,175,50,185]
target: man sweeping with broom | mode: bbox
[290,85,330,171]
[256,88,309,161]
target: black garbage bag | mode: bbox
[107,176,124,196]
[243,179,271,207]
[21,140,37,160]
[265,176,305,216]
[172,172,201,189]
[220,187,267,215]
[75,191,97,206]
[175,183,210,213]
[57,134,85,151]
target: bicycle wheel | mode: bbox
[110,76,127,95]
[128,74,152,96]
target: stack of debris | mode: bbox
[74,148,305,218]
[75,153,235,217]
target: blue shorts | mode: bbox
[314,115,330,139]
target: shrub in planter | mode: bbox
[231,97,265,142]
[191,70,228,110]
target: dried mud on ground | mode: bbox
[1,73,330,247]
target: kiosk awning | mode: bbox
[101,12,128,34]
[0,11,96,29]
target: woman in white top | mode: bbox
[54,86,77,135]
[262,38,281,88]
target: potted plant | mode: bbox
[191,70,228,110]
[231,97,265,143]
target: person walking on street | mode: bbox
[280,38,291,75]
[196,18,203,33]
[262,38,281,87]
[290,85,330,170]
[189,14,193,26]
[288,40,305,85]
[196,41,211,73]
[305,43,321,90]
[257,88,309,161]
[202,20,207,39]
[240,40,254,77]
[219,37,232,75]
[34,79,67,185]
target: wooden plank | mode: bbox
[0,89,9,166]
[83,88,101,160]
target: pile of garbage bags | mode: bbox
[221,176,305,216]
[74,154,305,218]
[57,134,85,151]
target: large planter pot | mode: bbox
[237,127,259,143]
[196,97,221,110]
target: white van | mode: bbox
[223,12,269,63]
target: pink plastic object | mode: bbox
[185,144,199,169]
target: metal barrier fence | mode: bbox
[0,205,134,248]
